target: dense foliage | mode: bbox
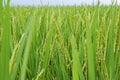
[0,5,120,80]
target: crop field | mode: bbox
[0,2,120,80]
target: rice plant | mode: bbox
[0,1,120,80]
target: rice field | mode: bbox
[0,2,120,80]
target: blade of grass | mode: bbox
[70,34,85,80]
[105,5,116,80]
[85,7,95,80]
[10,34,27,80]
[0,0,10,80]
[19,9,37,80]
[41,20,54,80]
